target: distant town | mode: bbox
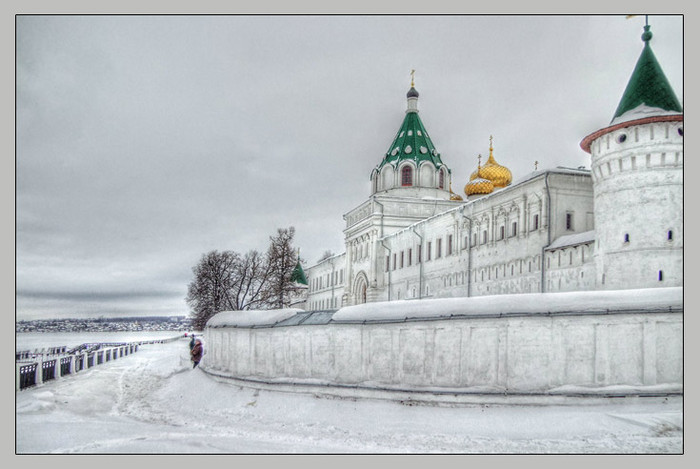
[16,316,193,333]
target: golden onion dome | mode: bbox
[465,177,494,196]
[479,137,512,188]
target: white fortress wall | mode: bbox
[203,288,682,395]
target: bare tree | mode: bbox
[265,227,299,309]
[185,250,239,330]
[186,227,304,327]
[229,249,273,311]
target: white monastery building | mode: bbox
[204,23,683,397]
[303,23,683,311]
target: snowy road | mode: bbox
[15,337,683,453]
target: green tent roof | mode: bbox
[290,259,307,285]
[375,87,448,173]
[612,25,682,122]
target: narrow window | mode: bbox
[400,251,404,268]
[499,226,505,240]
[393,253,397,270]
[482,230,488,244]
[439,170,445,189]
[668,230,673,241]
[436,239,442,258]
[533,214,539,230]
[566,212,574,231]
[624,233,630,243]
[417,244,422,263]
[401,166,413,186]
[659,270,663,281]
[511,221,517,237]
[386,255,390,272]
[427,241,432,261]
[408,248,412,266]
[447,235,453,255]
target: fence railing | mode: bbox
[16,335,186,391]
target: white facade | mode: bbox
[307,166,602,309]
[304,75,682,310]
[588,119,683,290]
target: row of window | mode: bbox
[309,269,344,293]
[470,214,543,247]
[622,230,674,244]
[607,124,683,150]
[385,235,455,272]
[309,296,340,311]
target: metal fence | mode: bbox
[16,335,186,391]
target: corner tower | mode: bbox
[370,74,453,199]
[581,22,683,290]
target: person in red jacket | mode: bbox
[190,338,203,369]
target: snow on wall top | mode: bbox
[331,288,682,323]
[206,308,304,328]
[610,104,682,126]
[546,230,596,250]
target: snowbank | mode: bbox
[15,337,683,453]
[331,287,682,323]
[206,308,304,328]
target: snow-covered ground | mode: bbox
[15,335,683,454]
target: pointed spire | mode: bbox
[290,249,307,285]
[407,69,419,104]
[611,22,682,124]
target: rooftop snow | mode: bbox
[611,103,682,126]
[331,287,682,323]
[206,308,303,328]
[546,230,596,250]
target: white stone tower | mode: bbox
[581,22,683,290]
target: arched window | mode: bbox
[401,166,413,186]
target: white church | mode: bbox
[302,23,683,312]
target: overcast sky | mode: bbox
[15,15,683,320]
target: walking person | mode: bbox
[191,337,203,369]
[189,334,196,351]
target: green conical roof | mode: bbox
[375,87,447,173]
[612,25,682,123]
[290,259,307,285]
